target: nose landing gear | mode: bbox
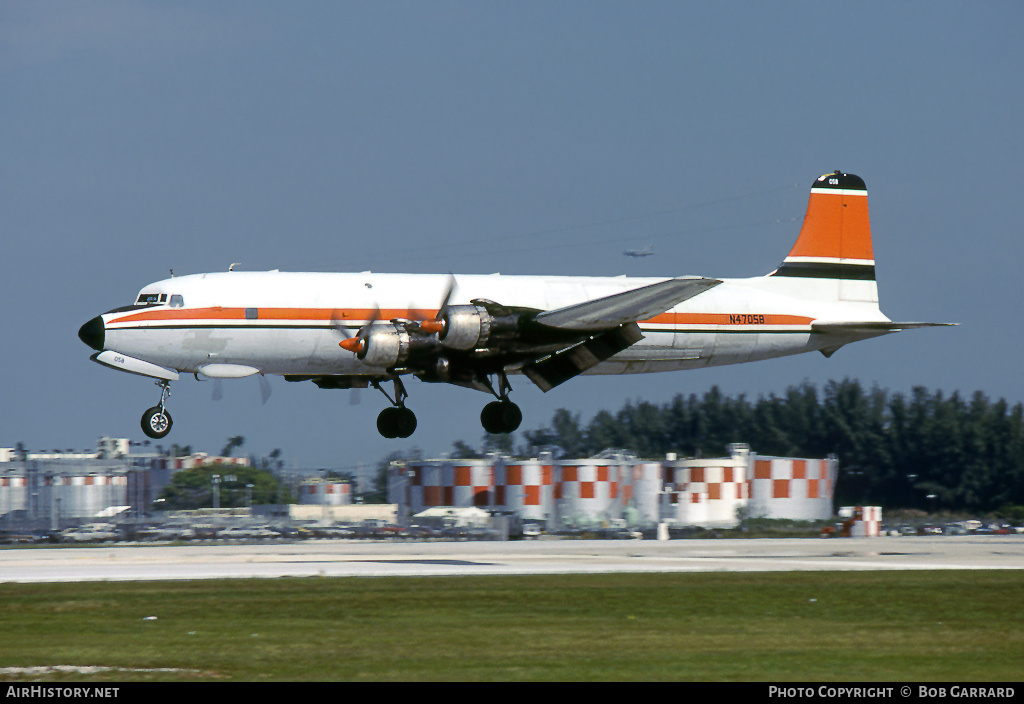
[141,380,173,439]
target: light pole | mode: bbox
[212,474,221,509]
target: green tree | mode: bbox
[221,436,246,457]
[158,465,293,510]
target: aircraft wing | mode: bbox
[533,277,722,331]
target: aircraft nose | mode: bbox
[78,316,105,351]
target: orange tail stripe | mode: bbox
[786,191,874,262]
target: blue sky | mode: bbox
[3,1,1022,470]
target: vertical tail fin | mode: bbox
[770,171,877,302]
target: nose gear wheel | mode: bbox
[141,380,173,439]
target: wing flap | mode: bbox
[522,323,644,392]
[534,277,721,331]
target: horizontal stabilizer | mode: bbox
[813,321,957,333]
[534,277,721,331]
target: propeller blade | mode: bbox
[259,374,272,405]
[437,274,456,320]
[211,379,223,401]
[416,274,456,335]
[336,305,379,352]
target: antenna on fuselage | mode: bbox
[228,263,241,272]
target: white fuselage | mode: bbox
[98,270,888,379]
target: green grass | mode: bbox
[1,571,1021,681]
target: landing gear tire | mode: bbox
[481,400,522,434]
[141,406,173,439]
[377,406,417,439]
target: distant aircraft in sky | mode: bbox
[79,171,952,441]
[623,244,654,257]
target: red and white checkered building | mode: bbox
[387,445,839,529]
[746,455,838,521]
[300,480,352,506]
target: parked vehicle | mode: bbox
[60,524,119,543]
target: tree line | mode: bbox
[451,379,1024,512]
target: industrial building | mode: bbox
[3,438,839,533]
[388,444,839,530]
[0,439,251,529]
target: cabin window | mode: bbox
[169,295,184,308]
[245,308,259,320]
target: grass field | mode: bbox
[1,571,1021,681]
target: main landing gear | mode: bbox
[479,370,522,434]
[371,371,523,439]
[373,377,417,439]
[141,380,173,440]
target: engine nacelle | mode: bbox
[438,304,521,350]
[356,323,407,368]
[357,323,440,369]
[438,305,489,350]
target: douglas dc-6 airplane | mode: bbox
[78,171,950,440]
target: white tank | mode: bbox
[402,462,445,512]
[0,475,28,516]
[300,480,352,506]
[498,460,554,521]
[747,456,837,520]
[629,462,664,527]
[666,461,747,528]
[554,460,624,527]
[444,461,495,508]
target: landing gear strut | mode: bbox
[373,377,417,439]
[480,370,522,434]
[141,380,173,439]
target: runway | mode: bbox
[1,535,1022,583]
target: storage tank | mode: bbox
[622,462,662,527]
[300,479,352,506]
[402,462,445,511]
[0,474,28,517]
[666,461,748,528]
[396,459,496,512]
[58,474,126,517]
[444,461,495,508]
[554,460,623,527]
[497,460,553,522]
[747,455,837,520]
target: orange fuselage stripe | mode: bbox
[113,308,814,327]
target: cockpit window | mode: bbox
[135,293,167,306]
[169,294,184,308]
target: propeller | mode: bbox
[258,374,272,405]
[208,374,271,405]
[416,274,456,335]
[337,305,380,356]
[336,275,455,351]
